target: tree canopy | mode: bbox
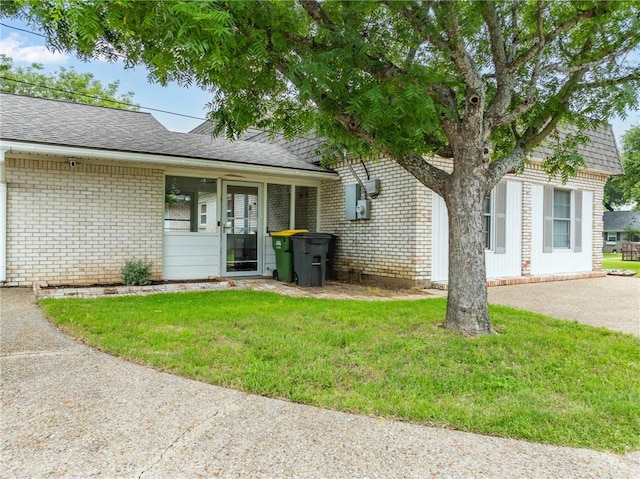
[3,0,639,334]
[0,54,138,109]
[604,126,640,210]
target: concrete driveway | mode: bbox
[2,286,639,478]
[488,276,640,336]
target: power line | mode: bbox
[0,22,46,38]
[0,22,209,122]
[0,77,208,121]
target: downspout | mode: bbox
[0,149,7,283]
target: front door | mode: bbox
[222,182,262,276]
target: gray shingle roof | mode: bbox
[533,124,623,174]
[193,120,623,174]
[191,121,325,164]
[603,211,640,232]
[0,93,333,174]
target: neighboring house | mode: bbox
[0,93,623,288]
[602,211,640,253]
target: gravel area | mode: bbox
[1,286,639,478]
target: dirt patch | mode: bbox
[235,279,447,301]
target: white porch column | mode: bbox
[0,149,7,282]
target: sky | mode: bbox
[1,18,638,141]
[0,20,212,133]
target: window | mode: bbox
[482,182,507,254]
[164,176,217,232]
[606,232,618,242]
[200,204,207,227]
[553,189,571,248]
[543,187,582,253]
[483,194,492,249]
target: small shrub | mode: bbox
[121,258,153,286]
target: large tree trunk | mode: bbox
[443,162,495,336]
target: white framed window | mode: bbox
[200,204,207,226]
[543,187,582,253]
[553,189,571,248]
[606,232,618,242]
[164,176,217,232]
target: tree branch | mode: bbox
[540,43,639,76]
[486,146,527,187]
[395,153,450,197]
[509,2,600,73]
[521,66,587,151]
[481,1,513,132]
[485,97,537,131]
[435,3,483,93]
[577,72,640,89]
[297,0,334,27]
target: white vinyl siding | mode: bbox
[532,185,592,275]
[431,180,520,282]
[162,232,220,279]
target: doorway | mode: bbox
[222,182,262,276]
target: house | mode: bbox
[0,92,623,288]
[602,211,640,253]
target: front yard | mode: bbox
[39,290,640,453]
[603,252,640,276]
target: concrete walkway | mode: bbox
[488,275,640,336]
[1,286,639,478]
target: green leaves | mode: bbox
[0,54,138,109]
[605,126,640,209]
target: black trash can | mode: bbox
[292,233,332,287]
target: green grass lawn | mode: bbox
[603,252,640,276]
[39,290,640,453]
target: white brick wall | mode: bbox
[320,156,608,285]
[5,155,163,286]
[320,158,432,285]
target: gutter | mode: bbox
[0,149,6,282]
[0,140,339,181]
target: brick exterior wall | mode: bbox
[320,158,433,285]
[320,156,608,286]
[2,151,608,288]
[5,155,163,286]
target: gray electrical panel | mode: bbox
[345,184,361,220]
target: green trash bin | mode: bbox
[270,229,308,282]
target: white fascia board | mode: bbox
[527,153,619,177]
[0,140,339,181]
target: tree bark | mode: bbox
[442,156,495,336]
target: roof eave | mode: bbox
[0,140,339,181]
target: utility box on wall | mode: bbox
[356,199,371,219]
[345,184,371,220]
[345,184,361,220]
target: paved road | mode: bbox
[1,286,639,478]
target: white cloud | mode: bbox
[0,33,67,64]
